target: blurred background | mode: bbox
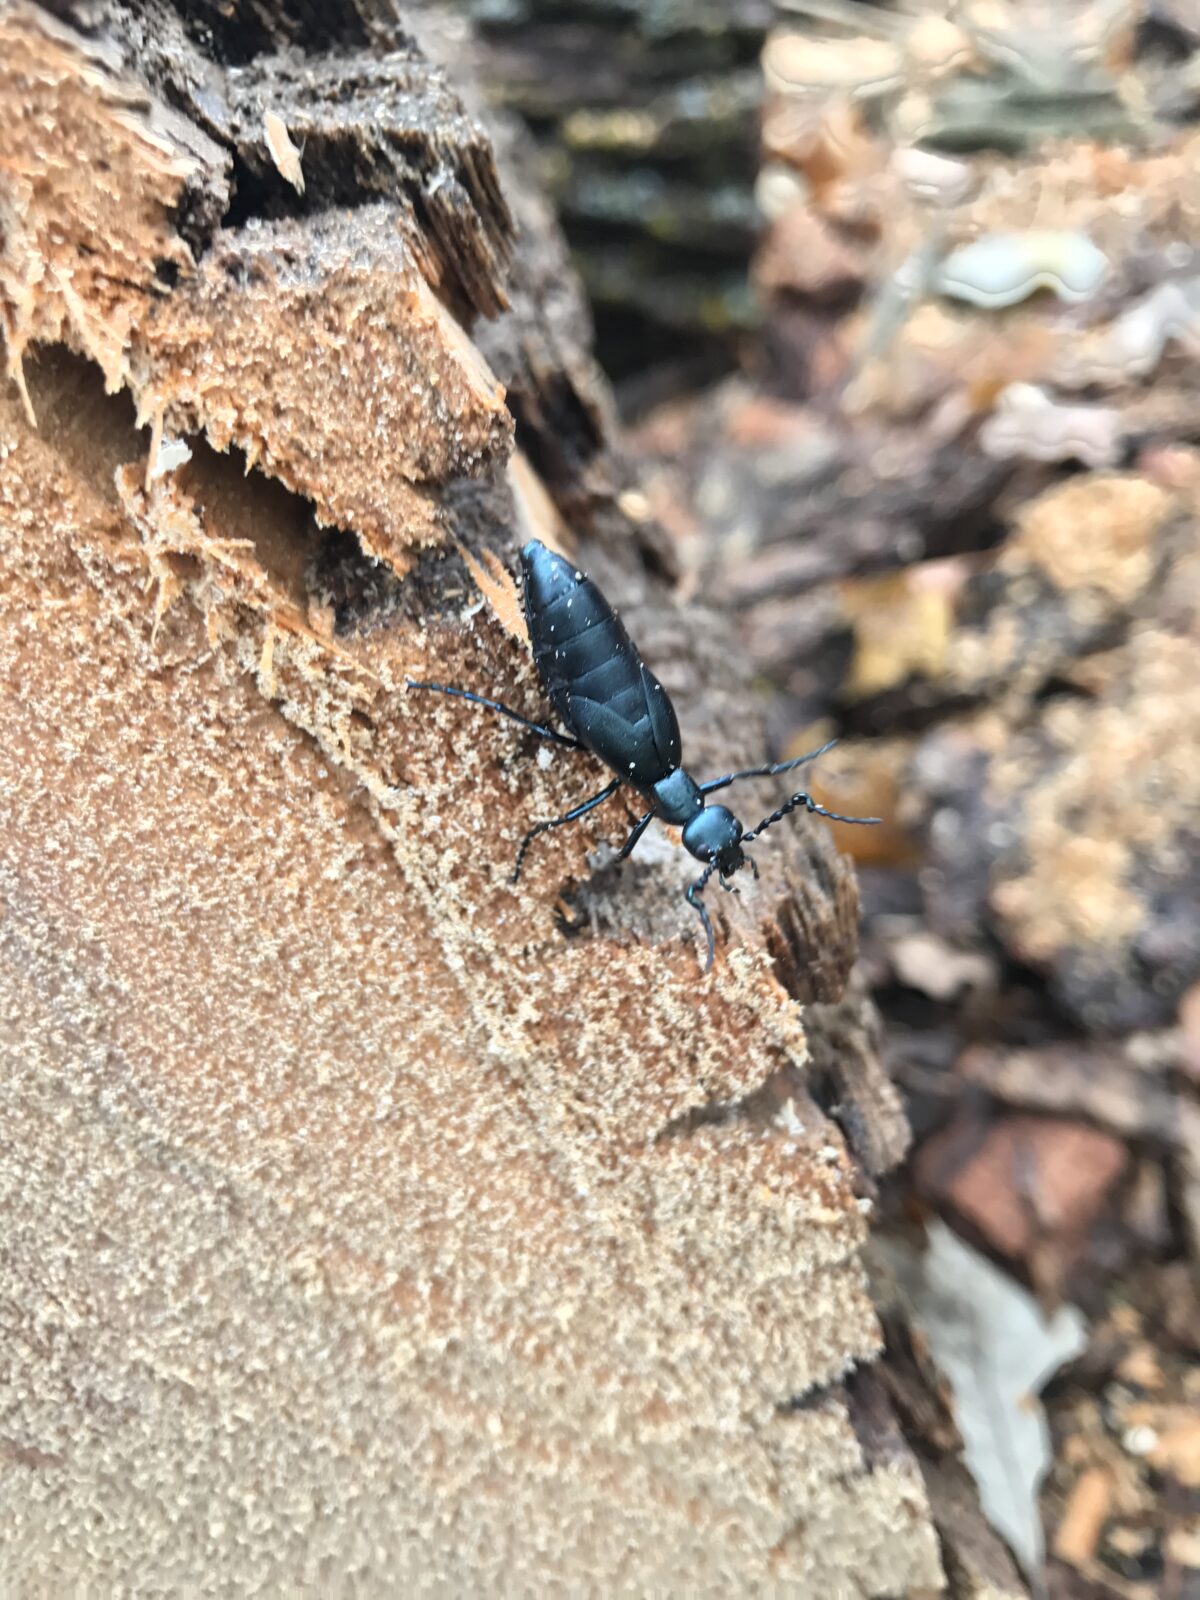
[462,2,1200,1595]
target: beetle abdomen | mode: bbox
[522,543,640,715]
[520,540,681,786]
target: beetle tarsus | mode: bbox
[615,809,654,862]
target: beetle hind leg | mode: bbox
[405,679,582,750]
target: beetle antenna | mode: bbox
[742,791,881,845]
[700,739,840,797]
[686,862,718,973]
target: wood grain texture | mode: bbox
[0,4,947,1592]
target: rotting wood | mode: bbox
[0,3,955,1592]
[457,0,772,389]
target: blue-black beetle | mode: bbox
[409,539,877,970]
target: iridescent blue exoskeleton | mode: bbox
[409,540,877,970]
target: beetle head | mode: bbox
[681,804,745,877]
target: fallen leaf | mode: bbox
[910,1221,1088,1580]
[889,929,994,1001]
[1145,1411,1200,1488]
[915,1115,1128,1270]
[839,568,952,697]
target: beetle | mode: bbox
[408,539,878,971]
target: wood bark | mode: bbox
[0,4,954,1592]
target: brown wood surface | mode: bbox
[0,4,960,1592]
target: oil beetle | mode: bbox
[408,539,878,971]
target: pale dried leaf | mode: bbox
[911,1221,1087,1579]
[980,384,1122,471]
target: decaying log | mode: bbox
[457,0,772,391]
[0,3,956,1593]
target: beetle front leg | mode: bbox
[686,863,718,974]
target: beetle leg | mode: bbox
[406,679,582,749]
[686,863,718,974]
[614,808,654,862]
[511,778,622,883]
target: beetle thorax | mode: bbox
[651,768,704,826]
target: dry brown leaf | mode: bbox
[782,733,920,869]
[1146,1414,1200,1488]
[840,568,953,697]
[1053,1466,1114,1569]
